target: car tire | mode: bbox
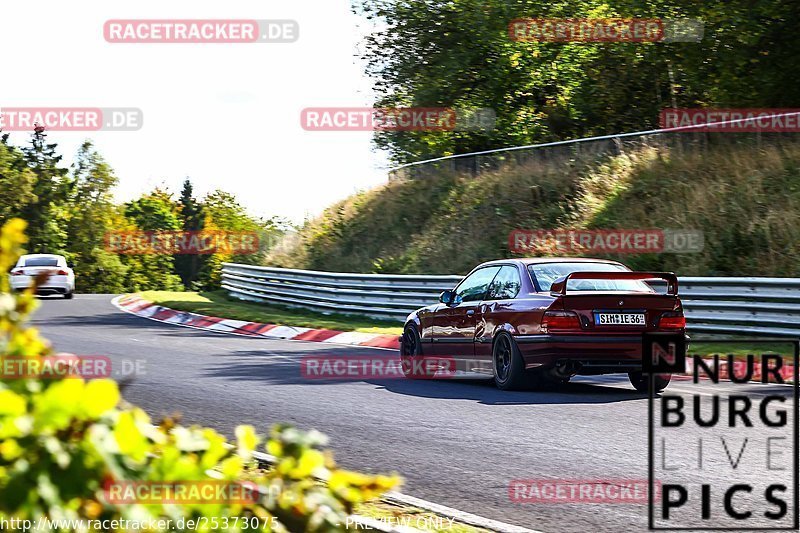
[64,291,74,300]
[628,372,671,393]
[400,325,423,379]
[493,332,531,391]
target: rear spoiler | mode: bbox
[549,271,679,297]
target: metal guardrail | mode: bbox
[221,264,461,320]
[680,277,800,337]
[223,263,800,338]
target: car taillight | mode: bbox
[542,311,581,332]
[10,269,23,276]
[659,312,686,329]
[56,269,69,275]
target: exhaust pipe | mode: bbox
[552,359,582,379]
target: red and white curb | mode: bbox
[112,294,400,350]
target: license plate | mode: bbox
[594,312,646,326]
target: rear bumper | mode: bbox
[515,334,647,344]
[514,333,688,374]
[10,276,73,294]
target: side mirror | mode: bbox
[439,289,461,306]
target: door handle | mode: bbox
[466,309,475,316]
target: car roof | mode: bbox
[20,254,66,260]
[479,257,626,267]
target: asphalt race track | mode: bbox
[33,295,797,533]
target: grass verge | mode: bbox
[267,140,800,278]
[689,337,796,360]
[136,290,404,335]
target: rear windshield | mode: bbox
[23,258,60,267]
[528,262,653,292]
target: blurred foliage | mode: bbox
[0,219,399,531]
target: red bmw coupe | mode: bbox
[399,258,685,392]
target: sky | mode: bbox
[1,0,389,224]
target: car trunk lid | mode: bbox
[21,266,61,276]
[547,272,682,332]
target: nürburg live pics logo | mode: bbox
[646,334,799,530]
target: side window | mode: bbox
[487,266,522,300]
[455,266,501,303]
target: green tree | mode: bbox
[66,142,129,293]
[19,127,71,252]
[356,0,800,165]
[174,178,207,288]
[123,190,184,291]
[0,134,36,223]
[197,190,287,289]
